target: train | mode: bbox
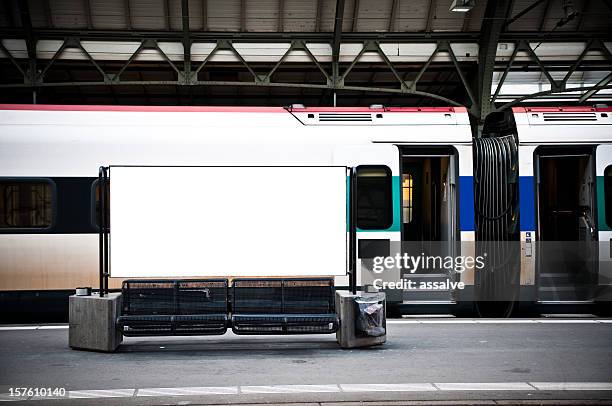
[0,104,611,320]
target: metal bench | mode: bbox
[117,279,228,336]
[231,278,339,335]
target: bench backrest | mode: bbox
[232,278,335,315]
[121,279,228,316]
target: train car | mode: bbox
[512,106,612,305]
[0,104,473,320]
[0,104,610,320]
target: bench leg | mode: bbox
[69,293,123,352]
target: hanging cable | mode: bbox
[473,112,521,317]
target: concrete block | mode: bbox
[335,290,386,349]
[69,293,123,352]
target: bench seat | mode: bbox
[232,313,339,335]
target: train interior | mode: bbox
[536,147,597,302]
[400,148,457,303]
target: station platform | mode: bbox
[1,318,611,405]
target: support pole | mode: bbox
[349,167,357,294]
[98,166,109,297]
[475,0,514,127]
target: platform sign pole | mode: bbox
[98,166,109,297]
[349,167,357,294]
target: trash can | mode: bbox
[335,290,386,348]
[354,293,386,337]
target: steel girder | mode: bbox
[0,0,611,117]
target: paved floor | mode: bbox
[0,319,611,404]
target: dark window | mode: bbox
[355,166,393,229]
[92,179,109,229]
[605,166,612,228]
[0,180,53,229]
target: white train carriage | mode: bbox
[0,105,474,318]
[1,104,610,319]
[512,106,612,304]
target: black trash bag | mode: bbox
[354,294,385,337]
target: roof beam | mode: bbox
[240,0,246,31]
[164,0,171,30]
[181,0,191,81]
[425,0,436,32]
[43,0,54,28]
[0,28,606,42]
[332,0,346,81]
[16,0,36,85]
[202,0,208,31]
[315,0,323,32]
[0,40,26,77]
[388,0,398,32]
[83,0,93,29]
[351,0,360,31]
[476,0,514,124]
[504,0,545,28]
[461,9,472,32]
[578,71,612,102]
[124,0,133,30]
[538,0,552,31]
[277,0,284,31]
[577,0,590,30]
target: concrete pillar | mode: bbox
[335,290,386,349]
[69,293,123,352]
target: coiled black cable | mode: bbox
[473,117,521,318]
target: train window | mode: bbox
[355,166,393,230]
[402,174,413,223]
[91,179,109,229]
[605,166,612,228]
[0,180,53,229]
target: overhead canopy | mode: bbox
[1,0,610,107]
[109,166,347,278]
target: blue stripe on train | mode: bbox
[460,176,536,232]
[519,176,535,231]
[459,176,474,232]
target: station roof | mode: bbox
[0,0,611,108]
[2,0,609,34]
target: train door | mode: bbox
[596,145,612,302]
[399,147,458,303]
[535,146,597,302]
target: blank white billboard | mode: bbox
[109,166,347,278]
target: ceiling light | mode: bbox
[449,0,475,12]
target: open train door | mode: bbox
[535,147,598,303]
[399,147,459,304]
[596,144,612,303]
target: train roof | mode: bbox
[512,106,612,144]
[0,104,466,114]
[0,104,473,140]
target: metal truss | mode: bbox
[491,39,612,111]
[0,35,478,107]
[0,0,611,121]
[2,35,611,106]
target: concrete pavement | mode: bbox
[0,319,611,404]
